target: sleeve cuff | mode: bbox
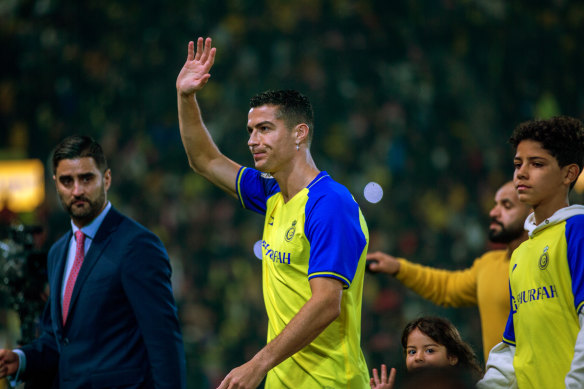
[395,258,411,280]
[9,349,25,386]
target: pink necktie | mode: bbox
[62,230,85,324]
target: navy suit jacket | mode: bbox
[20,207,186,389]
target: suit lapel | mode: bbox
[64,208,122,327]
[50,232,71,331]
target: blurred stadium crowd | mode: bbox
[2,0,584,387]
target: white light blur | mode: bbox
[364,182,383,203]
[253,240,263,260]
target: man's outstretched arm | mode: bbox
[176,37,241,197]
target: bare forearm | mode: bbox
[177,93,221,172]
[251,292,340,373]
[177,93,239,196]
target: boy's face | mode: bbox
[513,139,568,208]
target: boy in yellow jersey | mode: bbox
[478,116,584,388]
[176,38,370,388]
[367,181,531,363]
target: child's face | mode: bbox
[513,139,569,209]
[405,328,458,371]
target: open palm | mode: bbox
[176,37,216,95]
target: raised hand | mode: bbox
[176,37,216,96]
[370,364,396,389]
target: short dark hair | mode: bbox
[510,116,584,189]
[249,90,314,143]
[401,316,483,380]
[52,135,108,174]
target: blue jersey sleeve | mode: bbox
[566,215,584,314]
[304,182,367,288]
[236,167,280,215]
[502,280,516,345]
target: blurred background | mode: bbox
[2,0,584,387]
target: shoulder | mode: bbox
[48,231,71,256]
[239,167,280,193]
[105,208,165,249]
[565,214,584,246]
[306,173,356,209]
[304,174,365,236]
[471,250,510,273]
[478,250,508,262]
[110,213,170,273]
[566,214,584,227]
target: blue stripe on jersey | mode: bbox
[308,271,351,286]
[502,282,516,344]
[566,214,584,313]
[305,176,367,287]
[236,167,280,214]
[502,337,516,346]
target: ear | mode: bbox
[103,169,112,191]
[448,354,459,366]
[563,164,580,186]
[294,123,310,144]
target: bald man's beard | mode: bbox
[488,220,525,244]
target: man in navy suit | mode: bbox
[0,135,186,388]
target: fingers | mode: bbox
[216,377,227,389]
[199,37,214,65]
[208,46,216,68]
[381,364,387,382]
[187,41,194,62]
[366,251,383,260]
[388,367,397,386]
[188,37,215,68]
[372,367,380,383]
[195,37,204,62]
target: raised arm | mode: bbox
[176,37,241,198]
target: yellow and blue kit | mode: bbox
[480,205,584,388]
[236,167,370,388]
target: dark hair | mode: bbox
[249,90,314,143]
[510,116,584,189]
[51,135,108,174]
[401,316,483,380]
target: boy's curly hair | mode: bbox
[510,116,584,189]
[510,115,584,170]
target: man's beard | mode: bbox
[488,221,524,244]
[61,191,105,225]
